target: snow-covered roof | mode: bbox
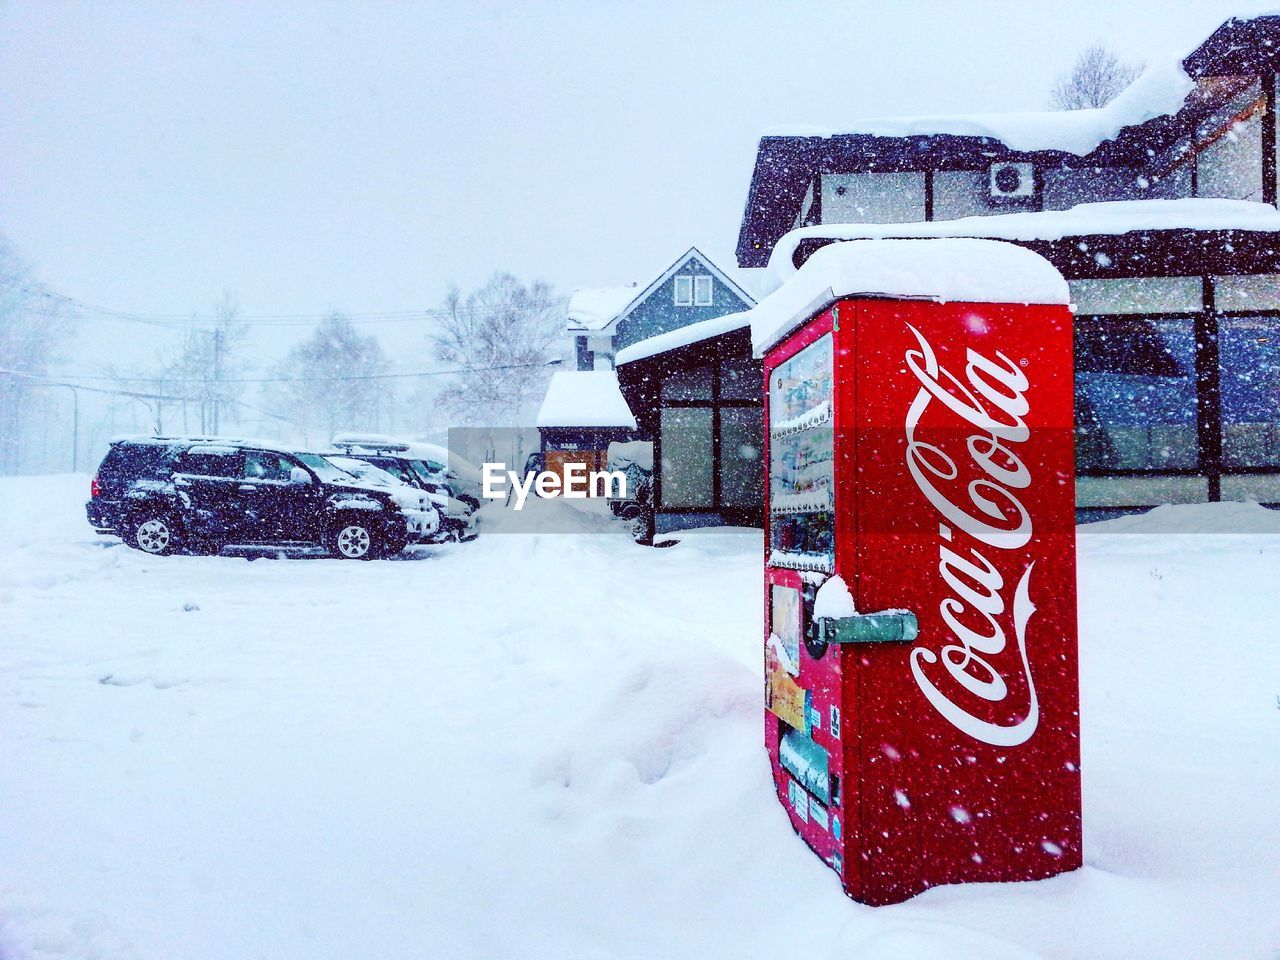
[567,286,640,332]
[615,311,751,366]
[749,238,1070,355]
[536,371,637,429]
[765,199,1280,284]
[767,60,1195,158]
[566,247,756,335]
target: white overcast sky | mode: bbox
[0,0,1267,341]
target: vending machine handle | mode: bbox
[815,611,919,645]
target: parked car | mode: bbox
[330,434,484,510]
[327,455,479,543]
[87,436,438,559]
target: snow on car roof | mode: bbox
[748,237,1070,355]
[330,434,484,485]
[765,60,1195,158]
[536,371,637,429]
[566,285,641,332]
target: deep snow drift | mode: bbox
[1,475,1278,959]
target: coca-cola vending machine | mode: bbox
[761,239,1080,905]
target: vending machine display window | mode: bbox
[768,333,835,571]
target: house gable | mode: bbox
[611,248,755,352]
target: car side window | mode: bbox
[378,461,412,483]
[175,450,241,478]
[244,451,293,482]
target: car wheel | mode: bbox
[333,521,378,560]
[129,513,179,556]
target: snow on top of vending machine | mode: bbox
[748,237,1070,355]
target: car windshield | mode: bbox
[409,459,447,487]
[294,453,354,483]
[330,457,402,486]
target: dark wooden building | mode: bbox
[616,318,763,531]
[734,14,1280,516]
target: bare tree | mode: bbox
[429,273,561,427]
[1049,45,1144,110]
[0,236,70,473]
[264,313,390,444]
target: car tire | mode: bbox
[127,512,180,556]
[331,519,379,560]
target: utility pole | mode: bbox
[70,384,79,471]
[211,326,223,435]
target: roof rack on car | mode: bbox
[331,435,412,453]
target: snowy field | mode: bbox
[2,474,1279,960]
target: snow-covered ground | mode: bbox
[2,475,1278,959]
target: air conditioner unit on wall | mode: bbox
[989,162,1035,201]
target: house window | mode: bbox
[1220,316,1280,468]
[1194,78,1264,202]
[674,275,713,307]
[1069,277,1203,315]
[661,365,712,401]
[660,408,714,508]
[820,171,926,224]
[720,407,763,507]
[1074,317,1199,471]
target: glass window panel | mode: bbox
[720,407,763,508]
[769,333,833,426]
[176,450,240,478]
[673,275,693,306]
[1074,317,1199,471]
[931,170,989,220]
[821,171,925,224]
[661,365,712,401]
[660,407,713,508]
[720,356,761,400]
[1220,316,1280,468]
[1213,275,1280,312]
[243,451,292,481]
[1069,277,1202,315]
[694,275,713,306]
[768,334,835,569]
[1196,79,1264,202]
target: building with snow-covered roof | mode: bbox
[565,247,755,371]
[736,13,1280,517]
[535,371,639,494]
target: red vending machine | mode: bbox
[761,239,1080,905]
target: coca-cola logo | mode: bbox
[902,323,1040,748]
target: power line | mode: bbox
[0,358,563,387]
[18,281,569,328]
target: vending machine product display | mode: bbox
[760,239,1081,906]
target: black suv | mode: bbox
[87,437,438,559]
